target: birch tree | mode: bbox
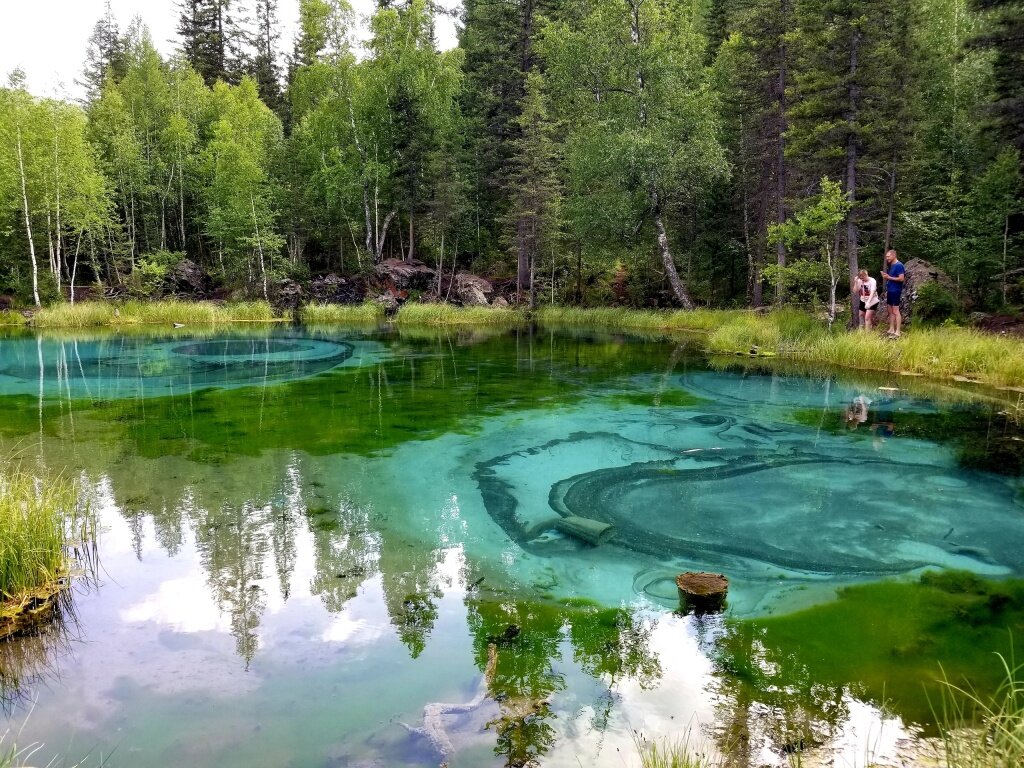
[542,0,726,308]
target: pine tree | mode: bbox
[970,0,1024,160]
[250,0,283,114]
[177,0,247,86]
[79,1,127,102]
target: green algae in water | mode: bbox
[716,571,1024,730]
[3,328,1024,767]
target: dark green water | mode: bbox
[1,325,1022,767]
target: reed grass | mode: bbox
[0,466,71,605]
[634,731,718,768]
[30,300,283,328]
[394,302,527,325]
[936,654,1024,768]
[0,310,26,327]
[535,305,745,332]
[299,301,385,325]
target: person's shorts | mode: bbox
[859,300,876,313]
[887,292,902,307]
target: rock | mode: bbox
[310,273,365,305]
[164,258,210,298]
[676,571,729,615]
[875,257,954,328]
[374,293,400,313]
[491,296,509,308]
[455,272,493,306]
[0,295,13,310]
[270,278,304,311]
[375,258,436,292]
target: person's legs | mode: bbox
[893,306,902,336]
[888,303,896,334]
[859,309,866,329]
[865,309,874,330]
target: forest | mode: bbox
[0,0,1021,315]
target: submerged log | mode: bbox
[676,571,729,615]
[554,515,615,546]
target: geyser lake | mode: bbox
[1,325,1023,767]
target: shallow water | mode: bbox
[1,325,1022,767]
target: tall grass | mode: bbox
[634,731,717,768]
[0,466,71,605]
[937,654,1024,768]
[300,301,385,325]
[31,299,283,328]
[0,310,25,327]
[535,306,746,332]
[395,302,526,325]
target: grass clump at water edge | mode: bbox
[31,299,284,328]
[0,463,89,639]
[0,310,26,327]
[299,301,385,325]
[535,305,746,333]
[936,653,1024,768]
[634,730,718,768]
[395,302,526,325]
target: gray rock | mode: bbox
[375,258,436,291]
[455,272,493,307]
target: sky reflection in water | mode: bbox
[0,326,1021,767]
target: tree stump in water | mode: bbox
[676,572,728,614]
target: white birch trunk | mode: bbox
[16,125,41,307]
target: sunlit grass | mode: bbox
[300,301,385,325]
[634,730,718,768]
[395,303,527,325]
[535,306,746,332]
[0,310,26,327]
[31,300,284,328]
[937,654,1024,768]
[0,465,72,606]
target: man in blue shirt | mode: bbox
[880,249,906,338]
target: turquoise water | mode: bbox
[0,326,1022,767]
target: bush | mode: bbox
[915,282,958,324]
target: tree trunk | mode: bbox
[516,216,530,301]
[651,187,695,310]
[1003,214,1010,306]
[775,0,789,304]
[16,125,41,307]
[884,160,896,253]
[845,28,861,327]
[251,194,268,301]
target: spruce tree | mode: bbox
[79,1,127,102]
[971,0,1024,159]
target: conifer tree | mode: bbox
[79,1,127,103]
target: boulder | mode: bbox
[374,293,400,314]
[164,258,210,298]
[455,272,493,307]
[491,296,509,308]
[271,278,304,311]
[375,258,436,292]
[875,257,954,328]
[310,273,365,304]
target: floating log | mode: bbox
[676,571,729,615]
[554,515,615,546]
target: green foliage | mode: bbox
[394,303,526,326]
[915,282,959,324]
[31,300,282,328]
[130,250,183,297]
[0,464,76,604]
[300,301,384,324]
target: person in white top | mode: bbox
[853,269,879,330]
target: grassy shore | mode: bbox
[394,303,526,325]
[535,306,1024,387]
[29,299,282,328]
[299,301,384,325]
[0,310,25,326]
[0,465,77,634]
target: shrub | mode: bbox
[915,282,958,324]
